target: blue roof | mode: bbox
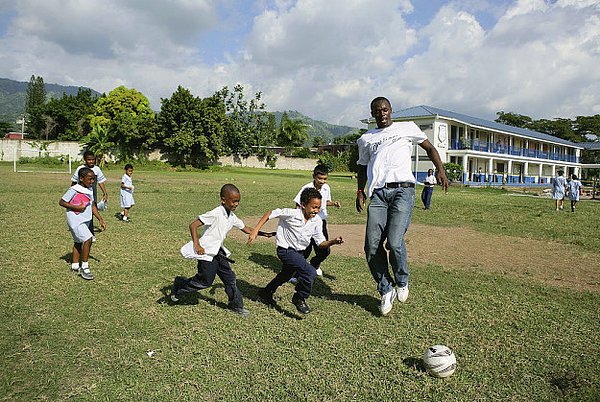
[383,105,583,148]
[580,141,600,150]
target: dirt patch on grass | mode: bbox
[234,218,600,293]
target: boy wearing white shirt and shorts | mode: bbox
[248,188,344,314]
[169,184,273,316]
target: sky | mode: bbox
[0,0,599,127]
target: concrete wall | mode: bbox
[0,139,318,171]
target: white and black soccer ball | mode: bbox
[422,345,457,378]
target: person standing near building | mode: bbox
[421,168,437,210]
[567,174,583,212]
[356,97,448,316]
[552,170,567,211]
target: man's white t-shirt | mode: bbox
[71,165,106,184]
[357,122,427,197]
[269,208,326,251]
[293,182,331,220]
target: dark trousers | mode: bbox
[303,220,330,269]
[421,186,434,209]
[173,252,243,309]
[265,247,317,300]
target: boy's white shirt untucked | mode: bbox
[180,205,244,262]
[269,208,326,250]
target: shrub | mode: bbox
[443,162,463,182]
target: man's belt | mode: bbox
[385,182,415,188]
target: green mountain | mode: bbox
[0,77,100,127]
[0,77,359,141]
[273,110,360,144]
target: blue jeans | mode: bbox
[421,186,434,209]
[364,187,414,295]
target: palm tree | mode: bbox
[81,125,114,167]
[278,113,310,148]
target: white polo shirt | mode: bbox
[293,182,331,220]
[269,208,326,251]
[195,205,245,261]
[357,122,427,197]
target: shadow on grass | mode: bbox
[402,357,427,373]
[59,253,100,263]
[249,252,380,316]
[157,281,303,320]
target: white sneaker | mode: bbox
[397,285,409,303]
[91,236,97,243]
[315,268,323,276]
[380,288,397,316]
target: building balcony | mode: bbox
[449,141,579,163]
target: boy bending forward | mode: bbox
[248,188,343,314]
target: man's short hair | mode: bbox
[370,96,392,110]
[313,164,329,176]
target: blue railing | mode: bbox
[449,141,579,163]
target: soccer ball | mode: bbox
[422,345,457,378]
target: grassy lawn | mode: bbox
[0,164,599,400]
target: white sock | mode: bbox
[123,216,128,221]
[81,262,89,269]
[71,262,79,270]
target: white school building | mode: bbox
[363,105,586,185]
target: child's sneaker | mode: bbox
[70,263,80,273]
[288,277,298,284]
[315,268,323,276]
[80,267,94,280]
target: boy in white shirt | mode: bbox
[293,164,341,276]
[71,151,108,240]
[248,188,344,314]
[169,184,273,316]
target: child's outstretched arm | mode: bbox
[327,200,341,209]
[318,236,344,248]
[247,210,272,244]
[92,203,106,232]
[241,226,276,238]
[189,218,206,254]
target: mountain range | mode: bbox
[0,77,359,140]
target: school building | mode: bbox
[363,105,588,185]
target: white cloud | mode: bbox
[0,0,599,127]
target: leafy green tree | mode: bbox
[158,86,225,167]
[0,121,14,134]
[90,86,155,160]
[41,88,98,141]
[277,111,309,148]
[443,162,463,182]
[573,115,600,140]
[80,125,115,167]
[217,85,274,159]
[495,111,534,129]
[25,75,47,138]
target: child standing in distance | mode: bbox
[249,188,344,314]
[169,184,273,316]
[71,151,108,239]
[59,167,106,280]
[552,170,566,211]
[421,168,437,210]
[567,174,583,212]
[293,164,340,276]
[120,164,135,221]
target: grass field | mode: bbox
[1,164,599,401]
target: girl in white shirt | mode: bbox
[120,164,135,221]
[59,167,106,280]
